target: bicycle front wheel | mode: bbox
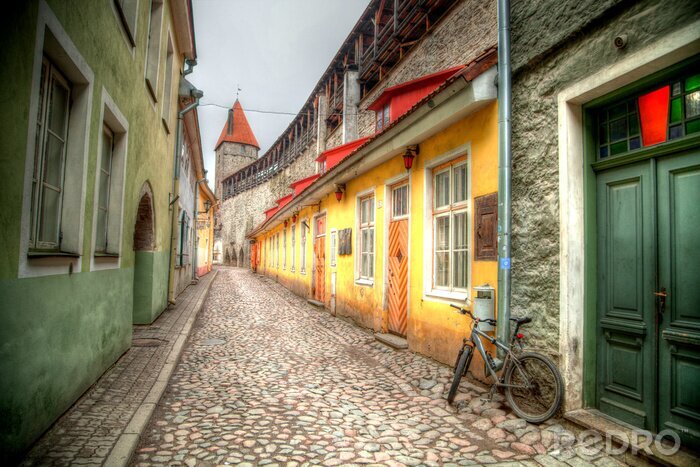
[504,352,563,423]
[447,346,472,404]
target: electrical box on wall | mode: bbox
[474,285,495,331]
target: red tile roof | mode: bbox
[367,66,465,112]
[215,100,260,150]
[316,137,371,171]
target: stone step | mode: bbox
[374,333,408,349]
[307,299,324,308]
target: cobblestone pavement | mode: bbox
[133,268,624,466]
[21,272,217,467]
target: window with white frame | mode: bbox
[95,125,114,253]
[358,194,375,280]
[268,236,272,267]
[178,211,189,266]
[29,57,71,251]
[283,228,287,269]
[300,221,307,273]
[330,229,337,267]
[432,158,468,291]
[113,0,139,46]
[161,34,174,130]
[145,0,163,99]
[376,103,390,132]
[291,225,296,272]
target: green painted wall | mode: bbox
[133,250,170,324]
[0,268,132,458]
[0,0,186,460]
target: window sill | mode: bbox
[28,250,80,258]
[355,278,374,287]
[424,289,468,303]
[94,252,120,258]
[161,117,170,134]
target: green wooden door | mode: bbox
[596,151,700,448]
[657,151,700,448]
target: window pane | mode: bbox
[435,171,449,207]
[393,185,408,217]
[362,253,368,277]
[39,187,60,244]
[453,164,467,203]
[453,251,468,289]
[368,228,374,253]
[435,252,449,287]
[48,79,69,135]
[96,208,107,251]
[369,197,375,222]
[368,252,374,278]
[453,212,467,249]
[101,131,113,174]
[435,215,450,250]
[361,229,369,254]
[99,170,110,209]
[383,104,390,126]
[43,133,65,189]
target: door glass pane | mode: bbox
[393,185,408,217]
[453,164,467,203]
[39,187,60,244]
[43,134,64,188]
[435,171,450,208]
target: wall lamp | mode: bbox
[203,199,212,213]
[334,183,346,202]
[403,144,419,170]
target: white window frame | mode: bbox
[161,32,174,132]
[283,228,287,270]
[300,219,307,274]
[19,1,95,278]
[91,88,129,271]
[144,0,163,101]
[178,210,189,267]
[276,232,279,269]
[330,228,337,268]
[111,0,139,49]
[291,224,296,272]
[355,189,376,285]
[422,144,471,302]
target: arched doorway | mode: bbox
[238,247,244,268]
[132,183,156,324]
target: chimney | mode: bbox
[227,108,233,135]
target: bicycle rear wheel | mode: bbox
[504,352,563,423]
[447,346,472,404]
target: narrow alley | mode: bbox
[130,268,620,466]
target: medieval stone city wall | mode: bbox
[356,0,498,137]
[509,0,698,358]
[219,141,318,266]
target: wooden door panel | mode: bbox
[596,163,656,431]
[657,152,700,448]
[388,219,408,336]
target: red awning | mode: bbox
[289,173,320,196]
[316,137,371,171]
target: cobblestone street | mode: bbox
[132,268,622,466]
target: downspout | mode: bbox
[496,0,512,357]
[167,60,203,303]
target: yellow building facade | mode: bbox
[249,57,499,368]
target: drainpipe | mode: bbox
[192,178,207,282]
[167,60,203,304]
[496,0,512,358]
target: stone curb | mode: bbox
[104,270,219,467]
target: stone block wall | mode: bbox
[215,142,258,197]
[219,141,318,266]
[509,0,700,358]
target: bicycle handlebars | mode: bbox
[450,304,498,326]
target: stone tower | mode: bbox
[214,100,259,265]
[214,99,260,199]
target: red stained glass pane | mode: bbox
[638,86,670,147]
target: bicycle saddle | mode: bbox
[510,316,532,324]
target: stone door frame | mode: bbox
[556,22,700,412]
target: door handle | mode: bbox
[655,288,667,313]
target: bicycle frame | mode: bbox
[467,324,531,390]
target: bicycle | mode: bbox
[446,303,563,423]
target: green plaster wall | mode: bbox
[133,250,170,324]
[0,268,132,460]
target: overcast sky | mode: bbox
[189,0,371,185]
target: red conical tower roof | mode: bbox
[215,99,260,150]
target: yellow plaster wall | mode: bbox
[254,101,499,368]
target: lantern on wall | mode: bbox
[284,220,288,228]
[403,144,419,170]
[292,212,298,223]
[334,184,345,202]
